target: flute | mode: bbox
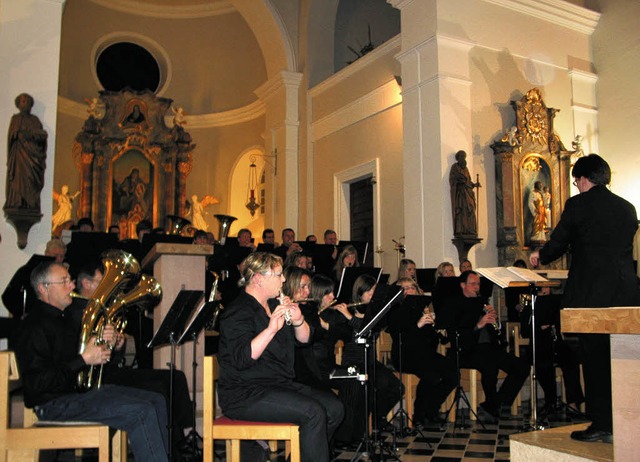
[278,292,292,325]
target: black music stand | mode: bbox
[177,298,216,458]
[336,267,383,304]
[148,290,204,461]
[351,287,403,462]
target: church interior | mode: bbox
[1,0,640,460]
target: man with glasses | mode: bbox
[68,260,195,457]
[15,261,169,462]
[530,154,640,443]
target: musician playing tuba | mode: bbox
[68,259,196,458]
[15,260,169,462]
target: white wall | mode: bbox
[0,0,65,318]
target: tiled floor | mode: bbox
[211,400,588,461]
[331,402,587,461]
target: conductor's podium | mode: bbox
[511,307,640,462]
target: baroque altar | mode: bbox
[72,89,196,238]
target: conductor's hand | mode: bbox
[81,336,112,365]
[529,250,540,268]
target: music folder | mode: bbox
[148,290,204,348]
[177,298,215,345]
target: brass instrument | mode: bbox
[167,215,192,235]
[214,214,237,245]
[77,250,162,390]
[70,291,89,300]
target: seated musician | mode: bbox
[332,245,359,283]
[517,285,584,414]
[14,261,169,462]
[217,252,343,462]
[387,278,457,426]
[69,261,195,456]
[440,270,529,422]
[282,266,336,390]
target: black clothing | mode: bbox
[387,303,457,420]
[519,294,584,406]
[443,295,529,410]
[218,290,344,462]
[538,184,640,432]
[16,299,86,407]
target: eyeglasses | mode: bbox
[572,178,578,187]
[44,277,72,286]
[263,272,283,278]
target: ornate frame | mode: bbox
[491,88,574,266]
[72,89,196,237]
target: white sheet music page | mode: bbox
[476,266,549,288]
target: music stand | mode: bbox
[336,267,382,304]
[148,290,204,461]
[177,298,216,458]
[415,268,437,294]
[351,287,403,462]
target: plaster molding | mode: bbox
[309,35,401,97]
[89,0,235,19]
[481,0,600,34]
[311,79,402,142]
[58,96,265,128]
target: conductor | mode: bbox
[530,154,640,443]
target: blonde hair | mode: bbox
[238,252,283,287]
[396,277,423,295]
[435,261,454,282]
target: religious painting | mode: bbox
[521,154,552,247]
[111,149,153,226]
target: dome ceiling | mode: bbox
[60,0,267,115]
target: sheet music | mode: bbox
[476,266,548,289]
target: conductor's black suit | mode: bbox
[538,184,640,432]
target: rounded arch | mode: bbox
[229,0,295,77]
[228,146,267,233]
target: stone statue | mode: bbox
[187,194,219,231]
[4,93,48,211]
[449,150,479,237]
[171,106,187,127]
[52,184,80,231]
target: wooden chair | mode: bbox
[0,351,126,462]
[203,355,301,462]
[375,330,393,365]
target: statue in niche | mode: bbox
[528,180,548,242]
[449,150,480,237]
[52,184,80,231]
[4,93,48,211]
[116,167,149,218]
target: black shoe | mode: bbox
[479,401,500,423]
[570,427,613,443]
[425,412,447,425]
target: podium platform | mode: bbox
[560,307,640,462]
[142,242,213,433]
[510,423,613,462]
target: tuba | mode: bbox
[213,214,237,245]
[167,215,192,235]
[77,250,160,390]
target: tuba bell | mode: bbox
[77,250,143,390]
[214,214,237,245]
[167,215,192,235]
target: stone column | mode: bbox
[255,71,303,230]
